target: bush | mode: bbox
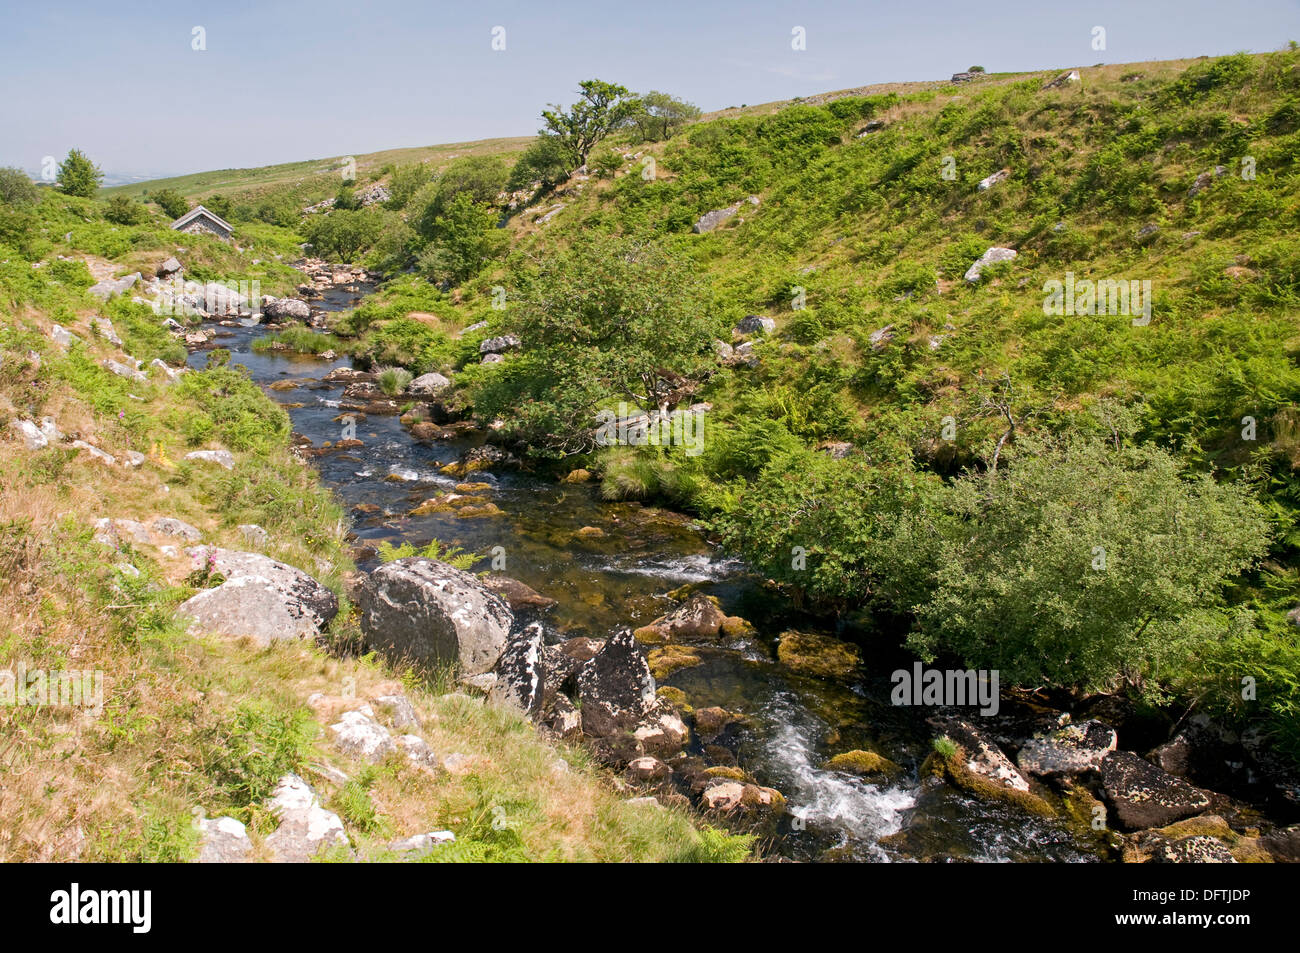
[0,167,40,207]
[57,148,102,197]
[150,188,190,219]
[103,195,150,225]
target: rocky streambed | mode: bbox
[183,268,1300,863]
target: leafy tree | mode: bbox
[541,80,638,166]
[303,208,382,261]
[411,156,508,237]
[150,188,190,219]
[471,236,723,455]
[0,167,41,206]
[628,90,701,141]
[506,135,573,192]
[910,435,1271,694]
[57,148,102,197]
[103,194,149,225]
[713,448,948,609]
[415,192,504,285]
[201,194,233,219]
[385,161,432,210]
[334,184,361,211]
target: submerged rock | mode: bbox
[775,630,861,678]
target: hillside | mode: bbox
[4,46,1300,863]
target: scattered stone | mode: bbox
[11,419,47,450]
[1188,165,1227,199]
[479,335,520,355]
[373,694,421,730]
[734,314,776,336]
[964,247,1017,283]
[50,324,80,348]
[94,518,153,546]
[238,524,270,548]
[72,440,116,465]
[330,709,395,762]
[90,317,123,347]
[627,756,671,782]
[103,358,147,382]
[185,449,235,469]
[977,168,1011,191]
[196,816,252,863]
[264,773,350,862]
[388,831,455,854]
[158,257,183,277]
[868,324,895,349]
[152,516,202,542]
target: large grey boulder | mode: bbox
[964,247,1017,282]
[408,372,451,396]
[88,272,141,300]
[176,546,338,647]
[576,628,657,738]
[357,557,513,676]
[262,297,311,322]
[1016,719,1117,778]
[1101,751,1211,830]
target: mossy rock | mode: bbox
[648,645,702,679]
[439,461,465,477]
[657,685,691,712]
[720,615,756,638]
[825,749,901,778]
[704,765,748,781]
[775,630,862,678]
[574,525,606,539]
[1123,815,1275,864]
[455,503,504,518]
[454,482,492,493]
[936,747,1055,818]
[409,496,455,516]
[633,623,668,645]
[562,468,592,483]
[447,494,490,507]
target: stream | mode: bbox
[190,280,1101,863]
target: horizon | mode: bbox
[2,0,1298,181]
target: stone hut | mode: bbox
[170,205,233,241]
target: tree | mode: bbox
[910,435,1271,694]
[506,135,573,192]
[103,194,149,225]
[471,236,724,456]
[413,156,508,236]
[628,90,701,142]
[541,80,637,167]
[385,161,432,210]
[415,192,505,285]
[0,167,41,207]
[150,188,189,219]
[303,208,382,261]
[201,194,233,219]
[57,149,102,197]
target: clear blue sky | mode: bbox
[3,0,1297,177]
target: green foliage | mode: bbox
[375,538,476,570]
[56,148,102,197]
[540,79,638,165]
[149,188,190,219]
[911,435,1272,693]
[375,365,413,396]
[304,208,382,261]
[627,90,701,141]
[170,365,291,451]
[0,167,41,207]
[103,194,150,225]
[507,135,573,192]
[203,702,316,817]
[416,192,506,285]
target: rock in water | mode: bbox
[176,547,338,647]
[577,628,657,738]
[1101,751,1211,830]
[357,557,513,676]
[262,298,311,322]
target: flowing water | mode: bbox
[192,281,1101,862]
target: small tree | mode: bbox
[506,135,573,192]
[151,188,190,219]
[416,192,505,285]
[628,90,701,141]
[911,435,1271,693]
[103,194,149,225]
[0,167,41,206]
[57,148,102,197]
[541,80,638,167]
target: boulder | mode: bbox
[372,694,421,730]
[1100,751,1211,830]
[940,719,1031,793]
[264,774,350,862]
[627,756,672,782]
[262,298,311,322]
[479,335,520,355]
[176,546,339,647]
[388,831,455,854]
[196,816,252,863]
[357,557,513,676]
[483,574,557,610]
[577,628,657,738]
[50,324,80,348]
[775,630,861,678]
[330,708,395,762]
[407,372,451,396]
[103,358,146,382]
[88,272,140,301]
[734,314,776,336]
[238,524,270,548]
[90,317,123,347]
[964,247,1017,282]
[157,257,183,277]
[11,419,47,451]
[637,593,728,642]
[94,518,153,547]
[488,623,546,717]
[1043,69,1081,89]
[1016,719,1117,778]
[1188,165,1227,199]
[185,449,235,469]
[152,516,202,542]
[976,168,1011,191]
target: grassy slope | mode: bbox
[0,197,750,862]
